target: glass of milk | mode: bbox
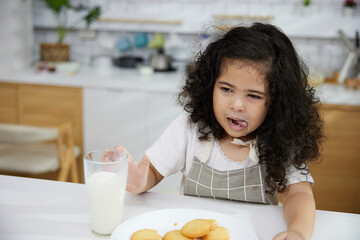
[84,149,128,236]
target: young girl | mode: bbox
[108,23,323,240]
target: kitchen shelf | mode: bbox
[34,17,359,40]
[33,3,359,39]
[98,18,183,25]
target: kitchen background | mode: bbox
[1,0,359,79]
[1,0,359,213]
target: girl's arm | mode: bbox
[273,182,315,240]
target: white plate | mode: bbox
[111,208,258,240]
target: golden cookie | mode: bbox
[206,219,217,231]
[180,219,216,238]
[202,226,229,240]
[163,230,194,240]
[130,229,162,240]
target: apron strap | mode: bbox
[231,137,259,165]
[196,135,214,163]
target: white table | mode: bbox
[0,175,359,240]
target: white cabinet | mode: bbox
[84,88,147,161]
[84,87,183,193]
[145,92,181,145]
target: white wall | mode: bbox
[0,0,33,72]
[32,0,359,78]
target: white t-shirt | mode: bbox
[145,112,313,192]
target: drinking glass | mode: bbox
[84,149,128,236]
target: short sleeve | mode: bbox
[145,113,190,177]
[286,163,314,185]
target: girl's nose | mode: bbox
[231,96,245,111]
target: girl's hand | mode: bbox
[273,231,306,240]
[109,146,150,194]
[127,155,150,194]
[102,147,125,162]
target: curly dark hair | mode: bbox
[178,22,324,194]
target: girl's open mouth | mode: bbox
[227,117,248,131]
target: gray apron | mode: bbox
[183,138,278,205]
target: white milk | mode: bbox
[87,171,126,235]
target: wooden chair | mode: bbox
[0,122,80,183]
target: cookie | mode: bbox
[202,226,229,240]
[163,230,194,240]
[130,229,162,240]
[206,219,217,231]
[180,219,217,238]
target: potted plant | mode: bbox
[302,0,313,16]
[343,0,357,17]
[41,0,101,62]
[303,0,311,7]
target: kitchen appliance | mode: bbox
[338,30,360,83]
[150,48,175,71]
[113,56,144,68]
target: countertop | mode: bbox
[1,66,360,105]
[0,66,186,93]
[315,83,360,106]
[1,174,360,240]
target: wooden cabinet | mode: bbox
[309,104,360,214]
[0,82,18,123]
[0,82,83,181]
[18,84,83,149]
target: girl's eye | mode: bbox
[221,87,232,92]
[248,94,261,99]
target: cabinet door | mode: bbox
[84,88,183,193]
[83,88,148,162]
[309,104,360,214]
[145,91,182,193]
[0,82,18,123]
[145,92,182,147]
[18,84,83,149]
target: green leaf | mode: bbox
[84,7,101,28]
[43,0,73,14]
[303,0,311,6]
[42,0,101,43]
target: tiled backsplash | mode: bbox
[32,0,359,78]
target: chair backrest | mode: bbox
[0,122,80,183]
[0,124,58,143]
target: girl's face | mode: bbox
[213,60,269,140]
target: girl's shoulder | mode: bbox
[172,112,206,143]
